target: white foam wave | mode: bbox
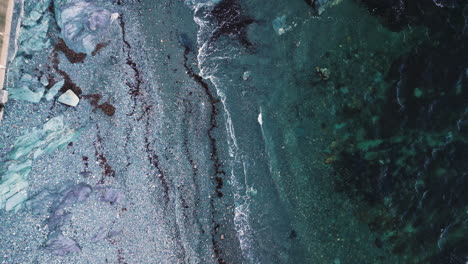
[189,4,259,262]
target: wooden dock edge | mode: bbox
[0,0,14,122]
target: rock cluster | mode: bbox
[7,0,115,105]
[0,116,79,212]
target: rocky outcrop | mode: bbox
[29,182,92,256]
[0,116,79,212]
[54,0,117,55]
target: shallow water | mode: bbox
[0,0,466,263]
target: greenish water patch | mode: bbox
[243,0,424,262]
[313,1,468,262]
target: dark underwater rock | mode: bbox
[210,0,256,49]
[356,0,466,31]
[303,0,331,12]
[324,1,467,262]
[304,0,318,9]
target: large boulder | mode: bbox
[54,0,116,55]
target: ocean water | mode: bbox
[0,0,466,263]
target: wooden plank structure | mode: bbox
[0,0,14,122]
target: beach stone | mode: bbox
[0,90,8,104]
[243,71,251,81]
[58,90,80,107]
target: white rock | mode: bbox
[243,71,251,81]
[40,75,49,86]
[272,15,291,36]
[0,90,8,104]
[58,90,79,107]
[110,13,120,24]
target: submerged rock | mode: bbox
[316,67,330,80]
[272,15,290,36]
[324,0,467,262]
[357,0,464,31]
[210,0,256,49]
[242,71,251,81]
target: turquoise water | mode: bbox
[0,0,466,263]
